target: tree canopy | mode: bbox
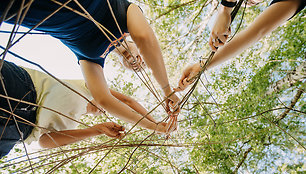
[0,0,305,173]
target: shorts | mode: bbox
[0,61,37,158]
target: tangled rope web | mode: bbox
[0,0,305,173]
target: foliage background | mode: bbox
[0,0,305,173]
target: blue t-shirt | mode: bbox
[1,0,131,67]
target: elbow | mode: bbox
[256,28,269,40]
[39,134,56,149]
[131,29,155,46]
[121,96,135,106]
[132,34,149,45]
[251,24,275,42]
[98,95,135,108]
[95,93,115,109]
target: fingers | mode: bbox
[102,122,125,139]
[163,96,180,134]
[128,57,139,71]
[208,37,217,52]
[166,97,180,113]
[168,98,179,110]
[165,93,180,113]
[172,107,180,115]
[210,34,228,50]
[217,35,228,45]
[175,79,185,92]
[112,123,125,131]
[209,33,218,51]
[209,27,231,51]
[110,126,125,138]
[173,87,182,92]
[175,64,200,91]
[165,98,171,113]
[165,97,180,134]
[175,77,190,92]
[165,99,174,113]
[116,132,125,139]
[155,114,178,135]
[225,27,231,36]
[165,114,178,133]
[127,55,145,72]
[112,123,125,138]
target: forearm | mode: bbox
[80,60,159,132]
[136,36,171,93]
[127,4,171,95]
[39,128,99,148]
[100,94,158,131]
[206,0,300,70]
[122,99,156,123]
[110,90,156,123]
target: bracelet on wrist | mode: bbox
[221,0,237,7]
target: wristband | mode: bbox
[221,0,237,7]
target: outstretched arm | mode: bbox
[177,0,301,90]
[110,89,156,123]
[39,122,124,148]
[87,89,157,123]
[126,4,180,110]
[80,60,173,134]
[207,0,301,69]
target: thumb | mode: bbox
[225,27,231,35]
[186,73,195,83]
[178,77,187,88]
[178,78,189,91]
[187,67,201,82]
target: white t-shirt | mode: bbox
[23,68,93,144]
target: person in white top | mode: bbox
[0,59,160,158]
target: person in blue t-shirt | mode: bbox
[1,0,179,134]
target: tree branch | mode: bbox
[267,62,306,95]
[274,87,304,124]
[232,147,253,174]
[154,0,198,20]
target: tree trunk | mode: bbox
[267,62,305,95]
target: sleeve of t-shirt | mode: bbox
[75,0,132,68]
[77,54,106,68]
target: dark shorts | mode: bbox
[270,0,305,19]
[0,61,37,158]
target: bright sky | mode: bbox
[0,23,121,153]
[0,23,113,80]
